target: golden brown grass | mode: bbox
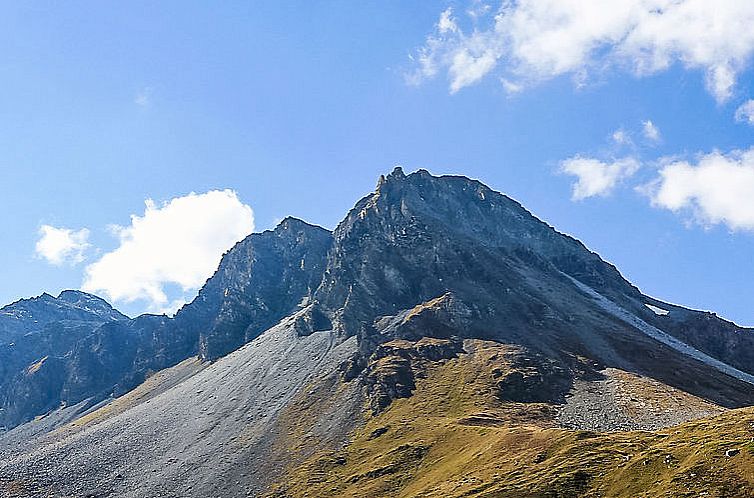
[267,340,754,498]
[404,293,452,321]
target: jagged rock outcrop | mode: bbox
[363,336,464,413]
[494,350,571,404]
[187,217,332,360]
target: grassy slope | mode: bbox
[268,340,754,498]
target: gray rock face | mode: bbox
[316,169,643,350]
[185,217,332,361]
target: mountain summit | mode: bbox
[3,169,754,497]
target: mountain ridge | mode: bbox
[4,168,754,429]
[3,168,754,497]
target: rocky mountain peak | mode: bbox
[273,216,330,239]
[0,290,125,340]
[361,169,535,247]
[317,169,641,350]
[55,290,127,320]
[174,216,333,361]
[56,289,98,302]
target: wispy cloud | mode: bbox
[35,225,90,266]
[612,129,633,146]
[642,120,661,143]
[409,1,754,102]
[735,100,754,125]
[438,8,459,34]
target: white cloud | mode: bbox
[82,190,254,315]
[561,156,640,200]
[612,129,632,146]
[642,120,661,142]
[644,147,754,230]
[735,99,754,125]
[500,77,523,94]
[35,225,90,266]
[438,8,458,34]
[448,44,499,93]
[410,1,754,102]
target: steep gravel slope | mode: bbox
[0,316,356,498]
[557,367,724,431]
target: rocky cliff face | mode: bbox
[184,217,332,361]
[317,168,640,339]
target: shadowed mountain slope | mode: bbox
[0,219,332,431]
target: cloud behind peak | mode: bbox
[82,189,254,315]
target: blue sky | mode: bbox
[2,1,754,323]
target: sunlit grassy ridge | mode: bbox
[268,340,754,498]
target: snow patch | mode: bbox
[565,275,754,386]
[645,303,669,316]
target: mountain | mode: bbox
[184,216,332,361]
[0,290,129,429]
[3,168,754,497]
[0,219,331,432]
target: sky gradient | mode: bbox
[2,1,754,322]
